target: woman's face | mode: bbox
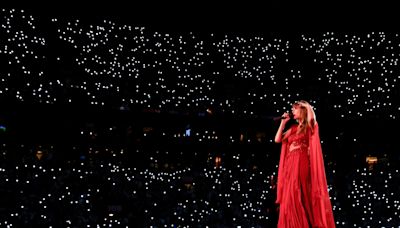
[291,105,302,120]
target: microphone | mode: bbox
[273,113,293,121]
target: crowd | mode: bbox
[0,9,399,227]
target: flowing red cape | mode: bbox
[276,122,336,228]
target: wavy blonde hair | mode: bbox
[292,100,316,134]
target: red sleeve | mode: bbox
[309,122,336,227]
[276,124,296,204]
[275,134,287,205]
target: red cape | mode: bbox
[276,122,335,228]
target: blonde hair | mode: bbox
[292,100,316,134]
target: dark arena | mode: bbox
[0,7,399,227]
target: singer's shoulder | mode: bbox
[285,122,297,131]
[288,121,298,128]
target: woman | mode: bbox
[274,100,335,228]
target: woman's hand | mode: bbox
[280,112,291,125]
[274,112,291,143]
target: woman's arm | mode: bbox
[274,112,291,143]
[274,122,291,143]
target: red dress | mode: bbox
[276,123,335,228]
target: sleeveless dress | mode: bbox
[276,123,335,228]
[277,124,313,227]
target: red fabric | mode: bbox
[276,123,335,228]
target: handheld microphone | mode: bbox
[273,113,293,121]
